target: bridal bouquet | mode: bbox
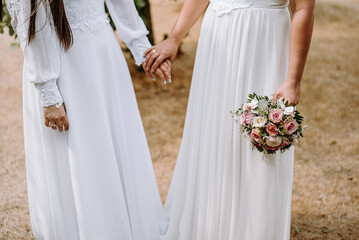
[231,93,306,154]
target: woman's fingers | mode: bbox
[43,104,70,132]
[45,118,50,128]
[160,64,170,82]
[163,60,172,83]
[155,68,166,82]
[144,46,156,58]
[152,55,166,72]
[164,59,172,67]
[142,62,156,79]
[146,52,161,71]
[56,119,64,132]
[63,116,70,131]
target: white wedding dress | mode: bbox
[5,0,167,239]
[163,0,294,239]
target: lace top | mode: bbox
[5,0,151,107]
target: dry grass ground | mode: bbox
[0,0,358,239]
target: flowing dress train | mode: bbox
[6,0,167,239]
[163,0,294,239]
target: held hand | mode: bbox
[143,38,179,72]
[274,80,301,106]
[143,59,172,83]
[43,104,69,132]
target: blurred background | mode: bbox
[0,0,358,239]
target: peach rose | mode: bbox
[269,109,284,123]
[251,129,262,142]
[284,120,299,135]
[266,123,278,137]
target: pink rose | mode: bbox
[266,123,278,137]
[284,120,299,135]
[240,114,246,125]
[244,112,254,125]
[251,129,262,142]
[269,109,284,124]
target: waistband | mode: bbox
[210,0,289,10]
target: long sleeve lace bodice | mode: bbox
[6,0,151,107]
[6,0,63,107]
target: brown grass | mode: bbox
[0,0,358,239]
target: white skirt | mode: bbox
[23,23,167,240]
[163,4,294,240]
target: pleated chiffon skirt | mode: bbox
[23,23,167,239]
[163,4,294,240]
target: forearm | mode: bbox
[287,2,315,85]
[168,0,209,45]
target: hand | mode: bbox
[43,104,69,132]
[143,38,180,72]
[274,79,301,106]
[143,59,172,83]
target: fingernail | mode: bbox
[169,76,172,83]
[164,80,167,85]
[151,68,154,72]
[152,78,156,81]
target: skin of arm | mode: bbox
[144,0,209,71]
[274,0,315,105]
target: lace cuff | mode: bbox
[127,37,152,66]
[34,79,64,107]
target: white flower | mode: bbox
[233,114,241,121]
[252,117,266,128]
[291,138,298,145]
[302,125,308,133]
[265,136,283,147]
[277,99,286,109]
[284,106,295,116]
[258,99,268,109]
[249,99,258,109]
[243,103,251,111]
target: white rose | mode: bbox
[252,117,266,128]
[284,106,295,116]
[265,136,282,147]
[243,103,251,111]
[277,99,286,109]
[250,99,258,109]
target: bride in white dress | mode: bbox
[3,0,170,239]
[145,0,314,239]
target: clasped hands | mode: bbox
[142,38,180,84]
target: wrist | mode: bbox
[167,34,183,48]
[285,76,301,88]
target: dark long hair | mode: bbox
[0,0,73,50]
[0,1,3,21]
